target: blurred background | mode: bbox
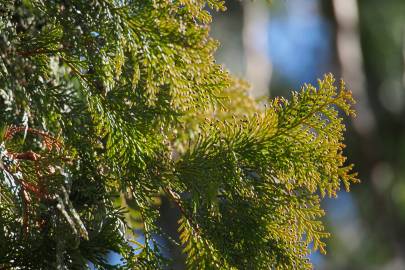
[210,0,405,269]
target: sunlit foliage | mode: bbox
[0,1,357,269]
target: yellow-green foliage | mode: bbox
[175,75,358,269]
[0,0,357,269]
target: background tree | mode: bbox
[0,1,357,269]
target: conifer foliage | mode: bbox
[0,1,358,269]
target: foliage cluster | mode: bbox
[0,1,357,269]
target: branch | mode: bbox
[162,187,201,235]
[17,48,65,57]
